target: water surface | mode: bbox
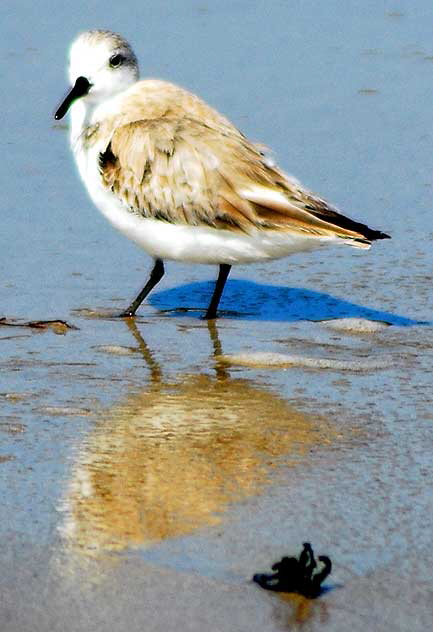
[1,2,432,630]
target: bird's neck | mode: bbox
[69,99,95,150]
[68,98,106,184]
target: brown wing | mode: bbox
[99,116,389,244]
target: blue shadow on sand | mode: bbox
[149,279,423,325]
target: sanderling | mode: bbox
[55,30,389,319]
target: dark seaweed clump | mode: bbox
[253,542,332,598]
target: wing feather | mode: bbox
[99,114,389,245]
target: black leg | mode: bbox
[120,259,165,317]
[205,264,231,320]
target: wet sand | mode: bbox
[1,1,433,630]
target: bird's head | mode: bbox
[55,30,139,120]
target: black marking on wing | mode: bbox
[304,204,391,242]
[98,143,116,172]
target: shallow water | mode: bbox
[1,1,432,630]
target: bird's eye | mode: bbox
[109,54,125,68]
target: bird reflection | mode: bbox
[60,320,335,556]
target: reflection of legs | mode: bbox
[207,319,230,381]
[121,259,165,317]
[205,264,231,320]
[124,318,162,384]
[123,312,229,384]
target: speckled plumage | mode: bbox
[84,77,382,243]
[55,30,389,316]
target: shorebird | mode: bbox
[55,30,390,319]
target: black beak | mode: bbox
[54,76,91,120]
